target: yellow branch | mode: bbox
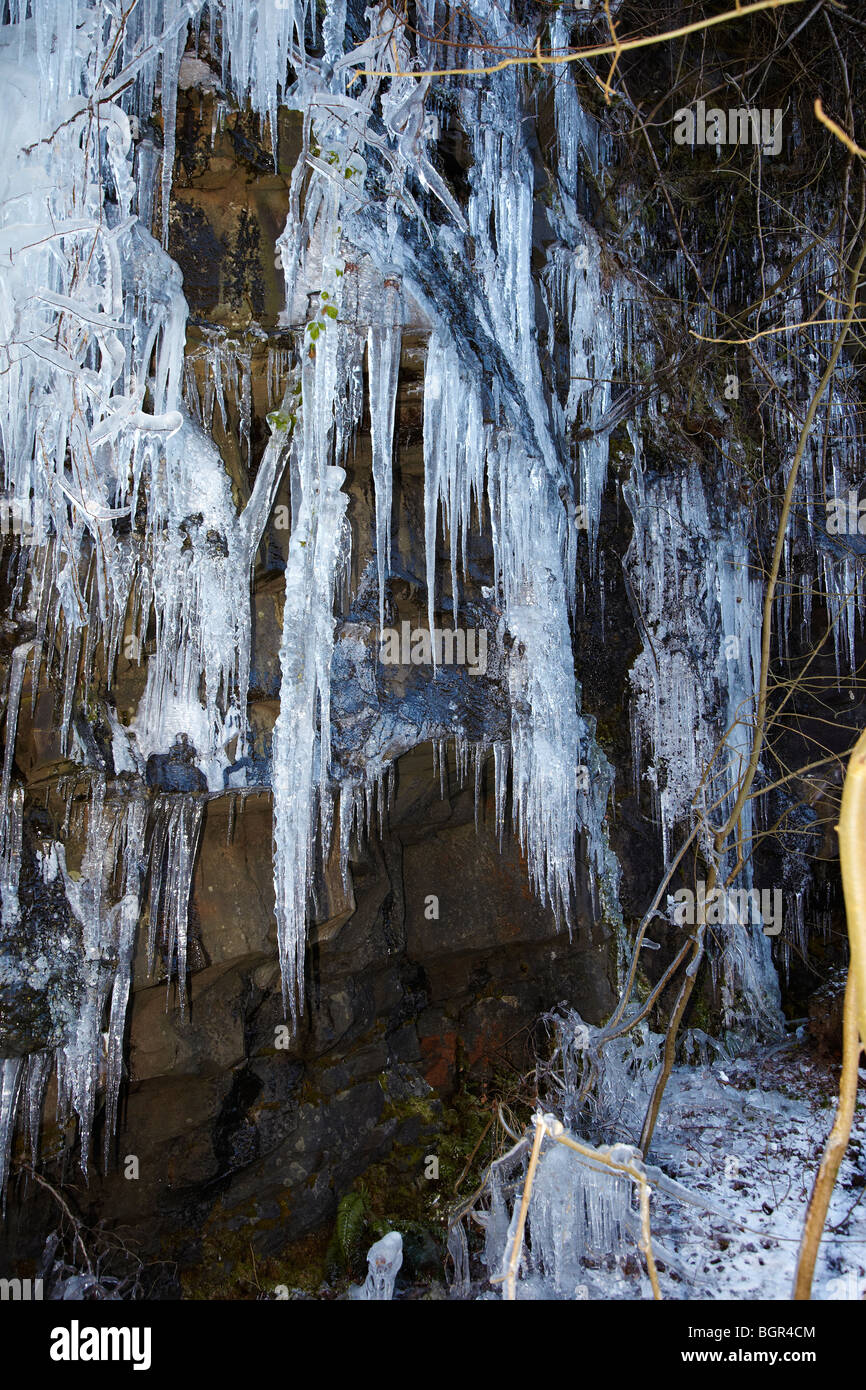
[504,1115,546,1300]
[793,973,860,1298]
[354,0,806,81]
[690,316,866,345]
[793,727,866,1298]
[837,729,866,1049]
[814,99,866,160]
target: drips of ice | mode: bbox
[528,1142,630,1296]
[259,0,629,1012]
[0,1058,23,1203]
[270,302,356,1021]
[0,647,32,889]
[480,1124,633,1301]
[3,0,839,1191]
[367,290,402,636]
[53,784,148,1176]
[360,1231,403,1301]
[146,794,205,1017]
[624,462,782,1034]
[272,459,350,1023]
[547,1008,664,1146]
[132,416,256,790]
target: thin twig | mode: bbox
[504,1115,546,1300]
[814,99,866,160]
[355,1,807,80]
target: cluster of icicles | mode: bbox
[0,0,859,1195]
[0,0,622,1189]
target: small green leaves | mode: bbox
[323,304,338,320]
[267,408,298,434]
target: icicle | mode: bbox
[271,411,350,1024]
[474,743,484,831]
[367,281,402,634]
[0,1057,24,1207]
[493,740,510,848]
[528,1141,629,1295]
[160,6,192,250]
[148,794,205,1018]
[624,463,782,1033]
[0,643,32,867]
[339,780,359,892]
[104,798,147,1164]
[55,778,112,1177]
[23,1052,51,1170]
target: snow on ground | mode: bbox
[644,1040,866,1300]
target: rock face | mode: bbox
[72,756,614,1260]
[3,30,849,1292]
[0,82,618,1278]
[0,759,615,1270]
[0,812,81,1057]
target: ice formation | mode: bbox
[0,0,295,1177]
[624,463,782,1033]
[0,0,858,1197]
[524,1141,631,1296]
[476,1117,644,1301]
[358,1230,403,1301]
[265,0,626,1012]
[0,0,616,1184]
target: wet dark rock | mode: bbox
[146,735,208,793]
[0,820,81,1055]
[808,968,846,1059]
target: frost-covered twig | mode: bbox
[503,1112,546,1299]
[499,1116,664,1299]
[21,1166,93,1277]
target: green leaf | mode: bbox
[335,1192,367,1271]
